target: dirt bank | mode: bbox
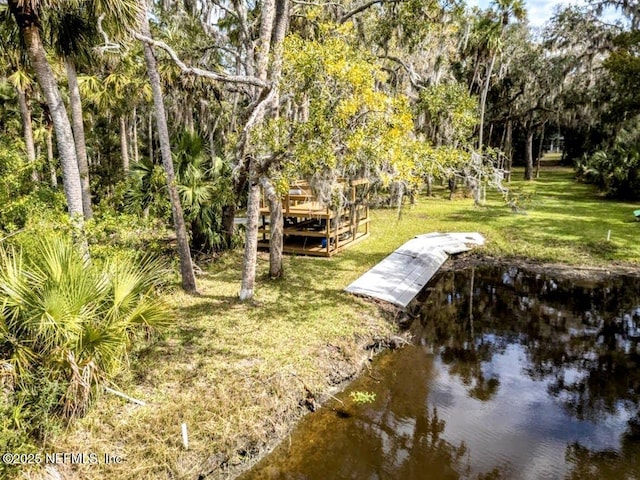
[443,252,640,282]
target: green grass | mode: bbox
[42,166,640,480]
[45,252,396,480]
[360,166,640,266]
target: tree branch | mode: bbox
[379,55,422,89]
[234,86,277,176]
[131,31,270,88]
[293,0,341,6]
[340,0,402,23]
[95,14,121,53]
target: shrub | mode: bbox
[576,123,640,200]
[0,140,66,235]
[0,235,171,421]
[123,130,238,253]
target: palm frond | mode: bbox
[0,234,170,418]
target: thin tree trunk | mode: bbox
[499,120,507,154]
[505,119,513,182]
[256,0,276,81]
[9,1,84,223]
[148,110,153,161]
[65,57,93,219]
[47,126,58,188]
[120,115,130,173]
[395,181,404,220]
[240,165,261,300]
[535,126,545,179]
[478,52,497,150]
[139,4,197,293]
[15,86,38,182]
[36,143,41,177]
[524,126,534,180]
[260,177,283,279]
[132,106,139,164]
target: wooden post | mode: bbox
[333,211,339,252]
[325,216,330,255]
[181,423,189,450]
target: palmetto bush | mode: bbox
[0,235,170,419]
[173,130,235,252]
[576,123,640,200]
[124,130,236,252]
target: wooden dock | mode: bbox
[258,180,370,257]
[345,232,485,308]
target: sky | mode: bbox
[466,0,618,29]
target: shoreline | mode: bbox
[42,248,640,480]
[225,252,640,479]
[443,251,640,281]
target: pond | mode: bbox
[240,266,640,480]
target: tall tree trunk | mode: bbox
[240,165,261,300]
[139,5,197,293]
[524,126,534,181]
[120,115,130,173]
[132,106,139,164]
[535,126,545,179]
[15,86,38,182]
[264,0,289,280]
[239,0,278,300]
[9,1,84,223]
[505,119,513,182]
[478,52,497,151]
[65,58,93,219]
[260,177,283,279]
[46,125,58,188]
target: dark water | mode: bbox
[241,266,640,480]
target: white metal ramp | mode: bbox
[345,232,485,308]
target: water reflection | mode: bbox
[242,266,640,480]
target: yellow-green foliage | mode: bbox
[255,30,418,185]
[253,26,479,200]
[418,83,478,146]
[410,144,473,189]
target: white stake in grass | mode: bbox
[181,423,189,450]
[607,229,611,241]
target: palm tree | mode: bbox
[8,70,39,183]
[477,0,526,150]
[136,0,197,293]
[6,0,142,224]
[0,16,40,183]
[6,0,84,224]
[51,7,98,219]
[0,235,169,417]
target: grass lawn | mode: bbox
[43,166,640,480]
[365,166,640,266]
